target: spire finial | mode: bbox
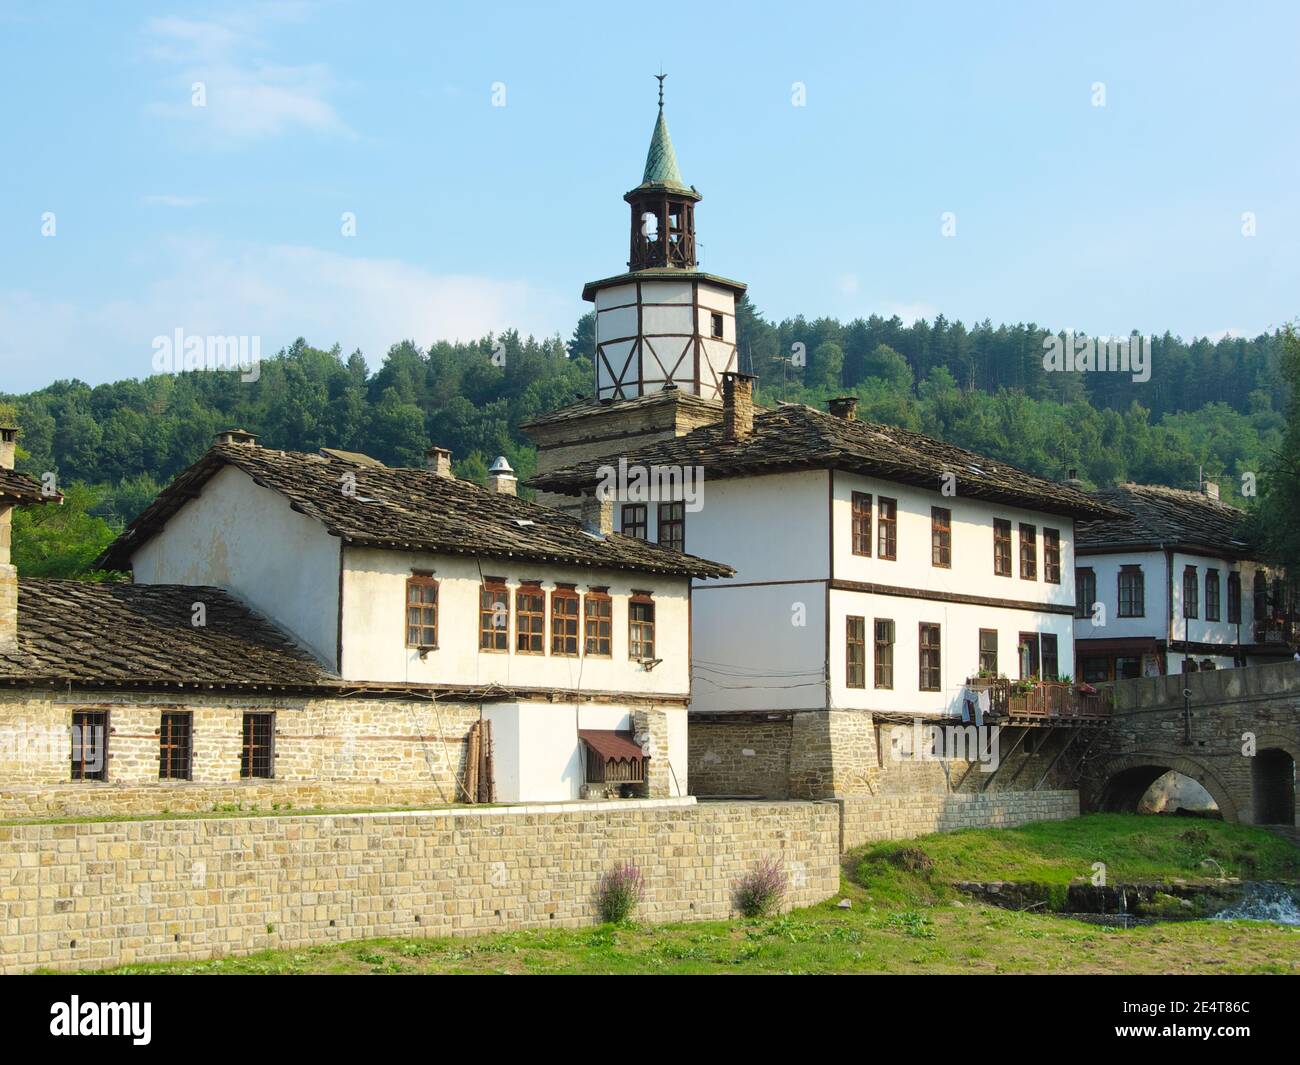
[655,70,666,111]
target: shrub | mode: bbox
[888,846,935,874]
[735,857,789,918]
[597,862,645,924]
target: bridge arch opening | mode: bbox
[1252,748,1296,826]
[1098,765,1220,817]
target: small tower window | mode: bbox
[710,313,723,339]
[641,211,659,242]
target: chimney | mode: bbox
[0,426,17,652]
[721,371,756,441]
[828,396,858,421]
[425,446,454,479]
[1201,480,1220,500]
[1064,467,1085,488]
[487,456,517,496]
[215,428,259,447]
[580,492,614,536]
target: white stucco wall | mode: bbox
[129,464,342,669]
[339,547,692,695]
[1073,549,1169,643]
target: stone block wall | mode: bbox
[838,790,1080,851]
[688,718,791,797]
[0,798,841,973]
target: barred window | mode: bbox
[158,711,192,781]
[877,497,897,560]
[1043,528,1061,584]
[629,595,655,660]
[70,710,107,782]
[1019,524,1037,580]
[979,629,998,675]
[584,589,612,656]
[405,575,438,648]
[994,518,1013,577]
[873,619,894,690]
[1118,565,1144,617]
[919,624,941,692]
[846,616,866,688]
[240,712,274,779]
[1205,569,1221,622]
[551,586,580,656]
[851,492,872,556]
[1075,567,1096,619]
[479,580,509,651]
[931,506,951,568]
[515,582,545,654]
[621,503,648,540]
[657,501,685,552]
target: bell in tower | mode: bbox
[581,76,747,403]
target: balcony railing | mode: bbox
[965,677,1113,720]
[1253,617,1298,646]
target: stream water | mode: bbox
[1211,883,1300,925]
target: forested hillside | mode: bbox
[3,299,1293,577]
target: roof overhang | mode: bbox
[582,269,747,302]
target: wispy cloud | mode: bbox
[143,6,351,146]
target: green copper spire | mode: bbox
[638,75,690,193]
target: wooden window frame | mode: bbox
[978,629,998,675]
[70,709,108,782]
[1041,633,1059,681]
[479,579,510,652]
[158,710,192,781]
[240,712,274,779]
[919,623,941,692]
[931,506,952,568]
[993,518,1012,577]
[1183,566,1199,619]
[846,616,866,689]
[405,574,439,649]
[551,585,580,657]
[621,503,648,540]
[515,582,546,655]
[1117,565,1145,618]
[877,497,897,560]
[584,588,613,657]
[851,492,872,556]
[1075,567,1096,620]
[1019,524,1037,580]
[1018,632,1041,679]
[1205,569,1221,622]
[1227,571,1242,624]
[873,619,894,690]
[629,593,656,661]
[710,312,724,339]
[1043,528,1061,584]
[657,500,685,553]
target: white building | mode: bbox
[1073,481,1296,679]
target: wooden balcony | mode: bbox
[1253,617,1298,646]
[965,677,1113,721]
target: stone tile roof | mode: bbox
[1076,483,1254,557]
[97,444,733,580]
[520,388,723,430]
[527,403,1122,520]
[0,579,334,690]
[0,469,59,504]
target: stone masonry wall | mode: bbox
[0,798,841,973]
[688,718,791,797]
[838,790,1080,851]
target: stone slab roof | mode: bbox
[97,443,733,580]
[0,469,59,504]
[528,403,1122,521]
[1076,483,1254,558]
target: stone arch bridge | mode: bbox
[1080,661,1300,829]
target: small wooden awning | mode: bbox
[578,730,645,764]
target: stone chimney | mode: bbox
[487,456,517,496]
[0,426,18,653]
[1064,467,1085,489]
[425,446,454,479]
[828,396,858,421]
[721,371,756,441]
[214,428,259,446]
[1201,479,1220,501]
[580,492,614,536]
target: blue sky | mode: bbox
[2,0,1298,391]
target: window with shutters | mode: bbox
[551,586,580,656]
[515,582,546,654]
[1043,528,1061,583]
[70,710,108,781]
[584,589,613,656]
[240,713,274,779]
[846,616,866,688]
[657,501,685,552]
[919,624,941,691]
[405,575,438,648]
[979,629,998,675]
[1019,524,1037,580]
[851,492,872,556]
[877,497,897,560]
[479,580,509,651]
[931,507,951,568]
[1075,567,1096,619]
[629,595,656,660]
[994,518,1013,576]
[1118,565,1144,617]
[621,503,648,540]
[158,711,192,780]
[1205,569,1221,622]
[874,619,894,690]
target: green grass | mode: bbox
[75,815,1300,976]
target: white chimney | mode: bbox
[1201,480,1220,500]
[487,456,517,496]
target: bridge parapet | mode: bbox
[1111,660,1300,712]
